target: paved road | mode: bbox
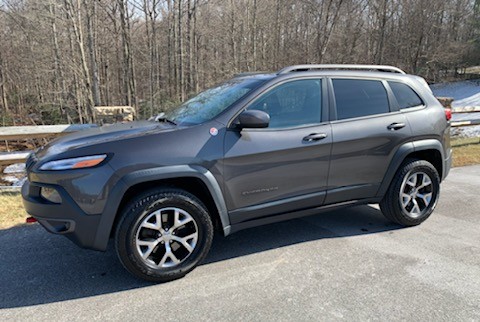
[1,166,480,321]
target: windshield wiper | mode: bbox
[156,116,177,126]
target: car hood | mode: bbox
[35,121,175,159]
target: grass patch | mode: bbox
[451,137,480,147]
[0,192,28,229]
[452,138,480,167]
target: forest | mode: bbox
[0,0,478,125]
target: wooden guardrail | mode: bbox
[0,124,97,141]
[0,151,31,166]
[0,124,97,166]
[450,107,480,128]
[451,106,480,113]
[1,102,480,180]
[451,118,480,127]
[1,108,480,166]
[437,97,480,128]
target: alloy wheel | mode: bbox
[399,171,434,218]
[135,207,199,268]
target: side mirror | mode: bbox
[237,110,270,129]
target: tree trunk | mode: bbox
[172,0,179,99]
[66,21,83,124]
[193,0,199,93]
[374,0,389,64]
[274,0,281,70]
[144,0,154,116]
[152,0,161,110]
[0,53,8,114]
[49,1,67,119]
[251,0,257,70]
[186,0,195,95]
[167,0,174,98]
[229,0,237,72]
[118,0,137,114]
[85,0,101,106]
[178,0,185,101]
[65,0,96,122]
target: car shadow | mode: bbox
[204,204,400,265]
[0,205,401,309]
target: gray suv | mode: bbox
[22,64,452,282]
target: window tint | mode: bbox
[332,79,389,120]
[388,81,423,109]
[248,79,322,128]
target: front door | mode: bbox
[222,79,332,224]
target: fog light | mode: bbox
[40,187,62,204]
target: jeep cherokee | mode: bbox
[22,64,452,282]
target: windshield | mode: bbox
[164,77,270,125]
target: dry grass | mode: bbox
[452,138,480,167]
[0,192,28,229]
[0,138,478,229]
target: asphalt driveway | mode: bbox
[1,165,479,321]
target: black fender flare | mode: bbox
[376,139,445,198]
[92,165,230,251]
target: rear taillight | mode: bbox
[26,217,37,223]
[445,108,452,121]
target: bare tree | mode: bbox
[0,0,477,125]
[65,0,96,122]
[85,0,101,107]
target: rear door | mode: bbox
[326,78,412,204]
[222,78,332,224]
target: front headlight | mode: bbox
[39,154,108,171]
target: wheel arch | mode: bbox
[377,139,445,198]
[92,165,230,251]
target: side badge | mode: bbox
[210,127,218,136]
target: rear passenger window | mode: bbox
[332,79,389,120]
[388,81,423,109]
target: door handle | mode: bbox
[303,133,328,142]
[387,122,406,131]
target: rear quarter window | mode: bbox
[332,79,390,120]
[388,81,424,109]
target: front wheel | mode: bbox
[115,188,214,282]
[380,159,440,226]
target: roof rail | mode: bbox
[277,64,406,75]
[233,72,269,78]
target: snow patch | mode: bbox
[12,177,27,187]
[3,163,26,174]
[430,80,480,137]
[2,163,26,187]
[430,79,480,108]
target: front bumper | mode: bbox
[22,180,102,250]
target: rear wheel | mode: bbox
[380,159,440,226]
[115,188,213,282]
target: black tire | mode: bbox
[380,159,440,226]
[115,188,214,283]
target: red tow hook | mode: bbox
[26,217,37,223]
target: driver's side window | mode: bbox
[248,79,322,128]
